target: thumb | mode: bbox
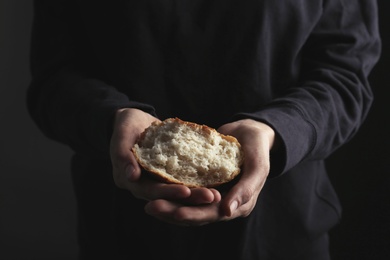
[109,108,158,188]
[111,141,143,189]
[110,121,142,188]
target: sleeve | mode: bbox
[26,1,156,157]
[232,0,381,176]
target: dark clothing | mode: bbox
[27,0,381,259]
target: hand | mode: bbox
[110,108,220,208]
[144,119,276,226]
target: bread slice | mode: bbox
[132,118,244,188]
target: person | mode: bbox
[26,0,381,259]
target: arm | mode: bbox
[27,1,155,157]
[233,0,381,176]
[143,0,381,225]
[27,1,220,213]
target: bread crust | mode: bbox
[132,118,244,187]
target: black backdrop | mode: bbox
[0,1,388,259]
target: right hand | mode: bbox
[109,108,220,209]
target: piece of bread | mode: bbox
[132,118,244,188]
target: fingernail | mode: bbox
[229,200,238,215]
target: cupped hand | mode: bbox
[109,108,220,206]
[144,119,277,226]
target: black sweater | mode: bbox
[27,1,381,259]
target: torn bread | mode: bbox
[132,118,244,187]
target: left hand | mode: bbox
[110,108,221,221]
[144,118,277,226]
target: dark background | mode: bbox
[0,1,388,259]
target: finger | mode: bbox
[177,187,218,205]
[174,201,232,225]
[145,199,222,226]
[110,133,142,186]
[221,141,270,217]
[124,179,192,201]
[144,199,193,226]
[145,182,192,200]
[210,188,222,203]
[110,137,142,188]
[110,109,153,185]
[220,173,261,218]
